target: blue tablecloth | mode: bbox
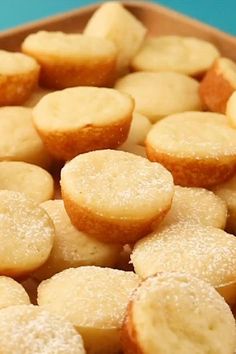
[0,0,235,35]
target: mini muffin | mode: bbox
[161,185,227,229]
[0,305,85,354]
[0,190,54,278]
[22,31,117,89]
[0,50,39,106]
[61,150,174,244]
[120,113,152,146]
[34,200,121,280]
[24,86,52,107]
[131,221,236,305]
[33,87,134,160]
[0,161,54,204]
[84,1,147,76]
[37,266,139,354]
[132,36,220,77]
[0,276,30,309]
[122,273,236,354]
[115,72,202,123]
[0,106,51,169]
[212,174,236,234]
[146,112,236,187]
[200,57,236,113]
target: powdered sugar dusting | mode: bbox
[38,266,139,328]
[132,221,236,285]
[0,305,85,354]
[61,150,174,219]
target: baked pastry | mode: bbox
[161,185,227,228]
[146,111,236,187]
[61,150,174,244]
[33,87,134,160]
[131,221,236,305]
[0,190,54,277]
[22,31,117,89]
[34,200,121,280]
[115,72,202,123]
[120,112,151,146]
[37,266,139,354]
[0,161,54,204]
[200,57,236,113]
[226,91,236,127]
[0,305,85,354]
[84,1,147,76]
[0,106,51,169]
[122,272,236,354]
[0,50,39,106]
[24,86,52,107]
[132,36,220,77]
[212,174,236,234]
[0,276,30,309]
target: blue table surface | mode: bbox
[0,0,235,36]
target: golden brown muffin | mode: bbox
[200,57,236,113]
[33,87,134,160]
[0,106,51,169]
[38,266,139,354]
[0,50,39,106]
[0,161,54,204]
[0,305,85,354]
[122,273,236,354]
[34,200,121,280]
[131,221,236,305]
[84,1,147,76]
[0,190,54,278]
[132,36,220,76]
[61,150,174,244]
[115,72,202,123]
[161,185,227,229]
[146,111,236,187]
[0,276,30,309]
[22,31,117,89]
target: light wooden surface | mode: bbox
[0,1,236,61]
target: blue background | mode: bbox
[0,1,235,35]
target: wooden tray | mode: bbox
[0,0,236,62]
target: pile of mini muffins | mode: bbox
[1,2,236,353]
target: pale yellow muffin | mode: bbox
[115,72,202,123]
[0,106,51,169]
[84,1,147,75]
[0,161,54,204]
[122,273,236,354]
[24,86,52,107]
[22,31,117,89]
[0,276,30,309]
[34,200,121,280]
[61,150,174,244]
[0,190,54,277]
[0,50,39,106]
[146,112,236,187]
[200,57,236,113]
[33,87,134,160]
[38,266,139,354]
[121,112,152,146]
[131,221,236,305]
[161,185,227,228]
[213,174,236,234]
[0,305,85,354]
[132,36,220,76]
